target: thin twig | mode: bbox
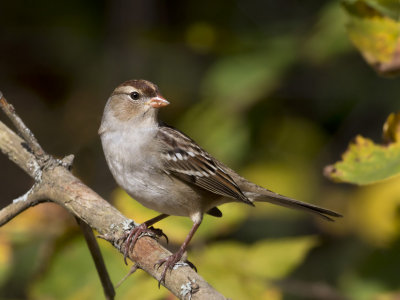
[0,193,48,226]
[0,93,48,161]
[115,263,139,288]
[76,217,115,300]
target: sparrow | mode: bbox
[99,79,341,285]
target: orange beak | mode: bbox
[148,96,170,108]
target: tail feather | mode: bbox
[216,163,342,221]
[246,190,342,221]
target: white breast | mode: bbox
[100,123,203,217]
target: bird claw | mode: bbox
[148,226,169,244]
[185,259,197,273]
[123,223,168,265]
[156,253,181,288]
[155,252,197,288]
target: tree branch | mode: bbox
[0,120,38,178]
[0,92,226,299]
[0,192,47,226]
[76,217,115,300]
[0,94,48,162]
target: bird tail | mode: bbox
[246,190,342,221]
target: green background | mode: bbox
[1,1,400,299]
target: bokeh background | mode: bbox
[1,1,400,299]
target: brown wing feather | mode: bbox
[157,125,253,206]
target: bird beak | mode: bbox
[148,96,170,108]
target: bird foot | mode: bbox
[123,223,168,264]
[155,251,197,287]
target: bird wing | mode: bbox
[157,125,253,206]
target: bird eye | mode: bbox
[130,91,140,100]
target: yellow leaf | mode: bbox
[383,112,400,143]
[345,2,400,76]
[348,175,400,246]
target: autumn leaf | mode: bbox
[325,112,400,185]
[343,0,400,76]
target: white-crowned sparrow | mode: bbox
[99,79,341,284]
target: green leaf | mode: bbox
[325,113,400,185]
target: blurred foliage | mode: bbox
[343,0,400,76]
[196,236,318,300]
[30,237,170,300]
[1,0,400,299]
[347,175,400,246]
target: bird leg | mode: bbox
[156,219,202,287]
[123,213,169,264]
